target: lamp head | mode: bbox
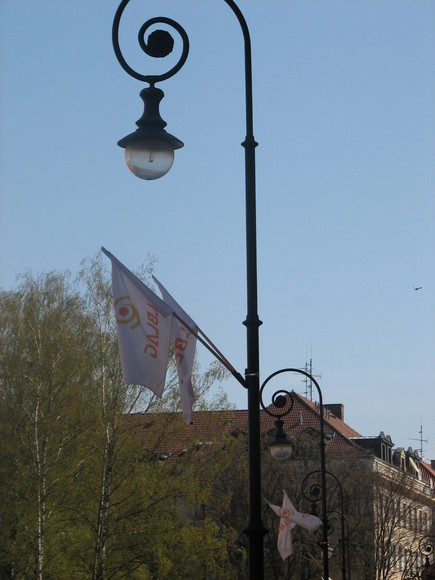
[269,418,293,461]
[118,85,183,180]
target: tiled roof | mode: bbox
[420,459,435,487]
[277,392,364,455]
[125,391,364,459]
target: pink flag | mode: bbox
[267,492,296,560]
[282,491,322,533]
[153,276,197,425]
[102,248,173,396]
[267,490,322,560]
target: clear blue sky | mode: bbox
[1,1,434,460]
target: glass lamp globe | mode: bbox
[269,418,293,461]
[125,139,175,180]
[269,439,293,461]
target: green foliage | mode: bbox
[0,272,94,578]
[0,255,243,579]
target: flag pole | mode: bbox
[172,312,246,388]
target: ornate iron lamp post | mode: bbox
[112,4,339,579]
[302,470,349,580]
[260,368,330,579]
[403,536,434,580]
[112,2,264,577]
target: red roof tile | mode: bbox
[125,392,364,458]
[420,459,435,487]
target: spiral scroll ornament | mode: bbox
[259,370,295,419]
[403,536,434,579]
[113,1,189,86]
[301,470,335,536]
[113,2,187,179]
[419,535,434,559]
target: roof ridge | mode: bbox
[420,459,435,476]
[291,391,363,440]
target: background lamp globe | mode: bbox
[124,139,174,180]
[269,419,293,461]
[269,438,293,461]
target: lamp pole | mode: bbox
[260,368,330,579]
[112,2,265,577]
[328,510,351,580]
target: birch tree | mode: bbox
[72,253,241,579]
[0,272,92,578]
[0,257,243,579]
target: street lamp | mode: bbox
[117,84,183,180]
[403,536,434,580]
[259,373,295,461]
[268,417,294,461]
[302,471,349,580]
[260,368,331,579]
[112,10,187,179]
[112,1,264,577]
[111,6,339,574]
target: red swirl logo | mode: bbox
[114,295,140,329]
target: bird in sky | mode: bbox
[413,284,422,291]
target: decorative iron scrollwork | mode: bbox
[112,1,189,85]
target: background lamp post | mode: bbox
[403,536,434,579]
[302,471,349,580]
[259,372,295,461]
[113,1,265,577]
[262,368,331,580]
[268,417,294,461]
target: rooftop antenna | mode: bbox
[301,349,321,402]
[409,423,428,460]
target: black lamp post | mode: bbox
[113,1,264,577]
[260,368,330,579]
[302,471,349,580]
[403,536,434,579]
[112,4,339,579]
[328,510,351,580]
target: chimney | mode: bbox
[431,460,435,471]
[325,404,344,422]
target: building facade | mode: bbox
[128,391,434,579]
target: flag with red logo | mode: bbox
[267,490,322,560]
[102,248,173,396]
[153,276,197,425]
[267,490,296,560]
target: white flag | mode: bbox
[102,248,173,396]
[284,491,322,533]
[153,276,197,425]
[267,490,322,560]
[267,492,296,560]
